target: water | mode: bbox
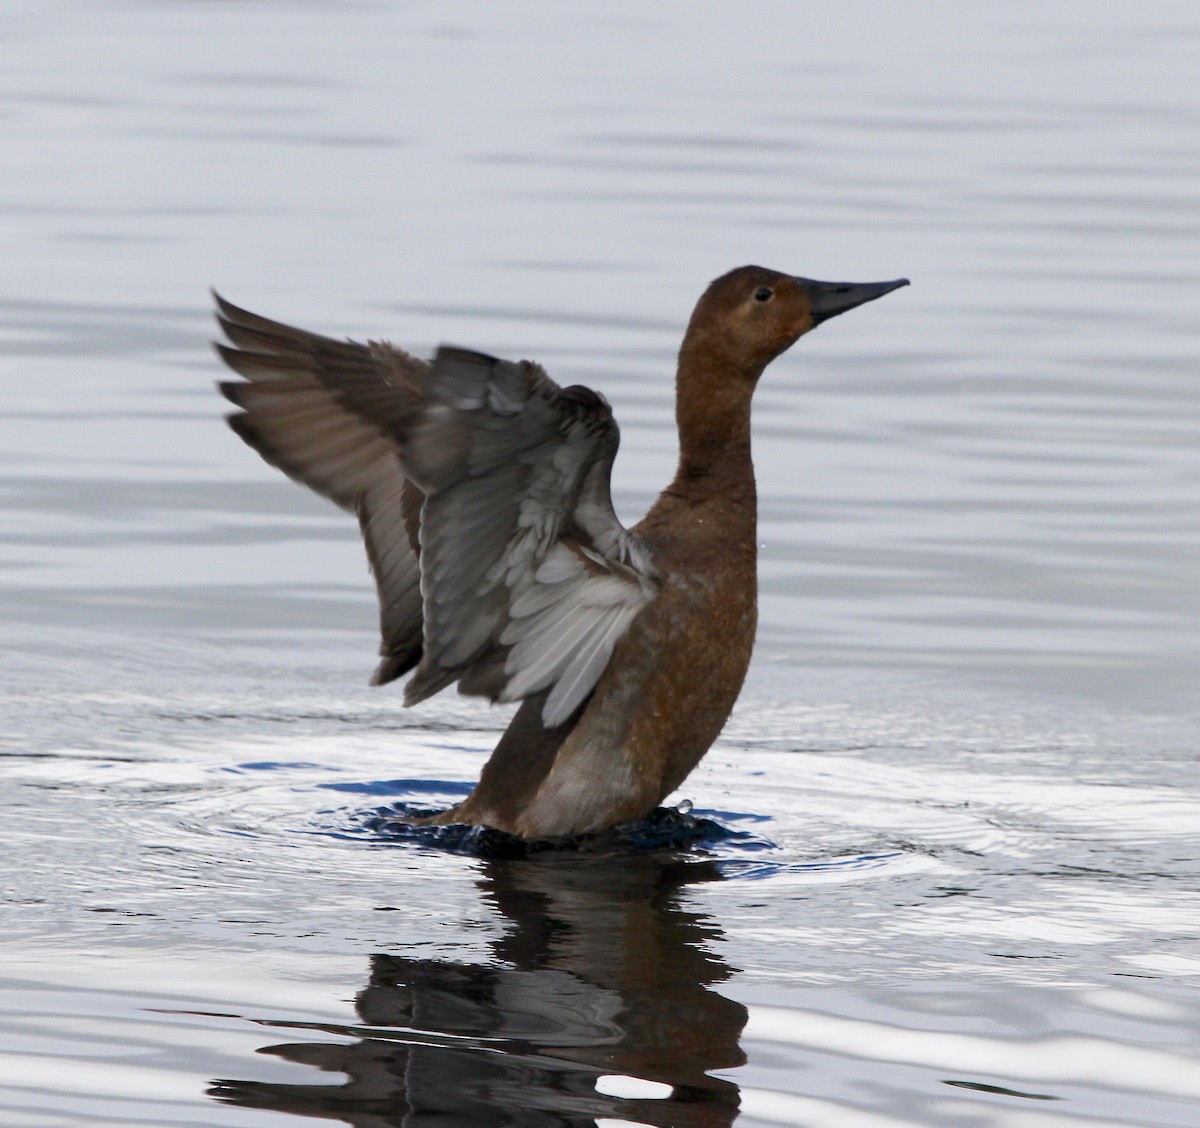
[2,1,1199,1125]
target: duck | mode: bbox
[214,266,908,838]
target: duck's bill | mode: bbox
[800,276,910,325]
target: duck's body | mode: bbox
[216,266,907,838]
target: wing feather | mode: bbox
[543,608,634,726]
[214,292,427,681]
[215,298,657,727]
[400,347,657,724]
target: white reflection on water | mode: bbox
[1,0,1200,1125]
[745,1000,1200,1097]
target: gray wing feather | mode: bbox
[402,347,656,725]
[500,546,650,724]
[214,292,427,684]
[358,477,423,685]
[216,300,656,727]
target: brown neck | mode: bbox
[670,333,760,494]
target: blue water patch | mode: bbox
[715,850,904,880]
[316,778,475,798]
[221,761,330,773]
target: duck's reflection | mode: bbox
[211,851,745,1126]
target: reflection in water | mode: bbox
[211,852,745,1126]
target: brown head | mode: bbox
[681,264,909,379]
[672,265,908,465]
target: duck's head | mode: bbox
[685,265,909,375]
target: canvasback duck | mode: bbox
[215,266,908,838]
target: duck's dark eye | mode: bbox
[754,286,774,302]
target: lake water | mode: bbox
[2,2,1199,1125]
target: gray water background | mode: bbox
[1,2,1199,1125]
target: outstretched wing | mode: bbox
[215,298,656,726]
[214,292,427,683]
[401,347,657,727]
